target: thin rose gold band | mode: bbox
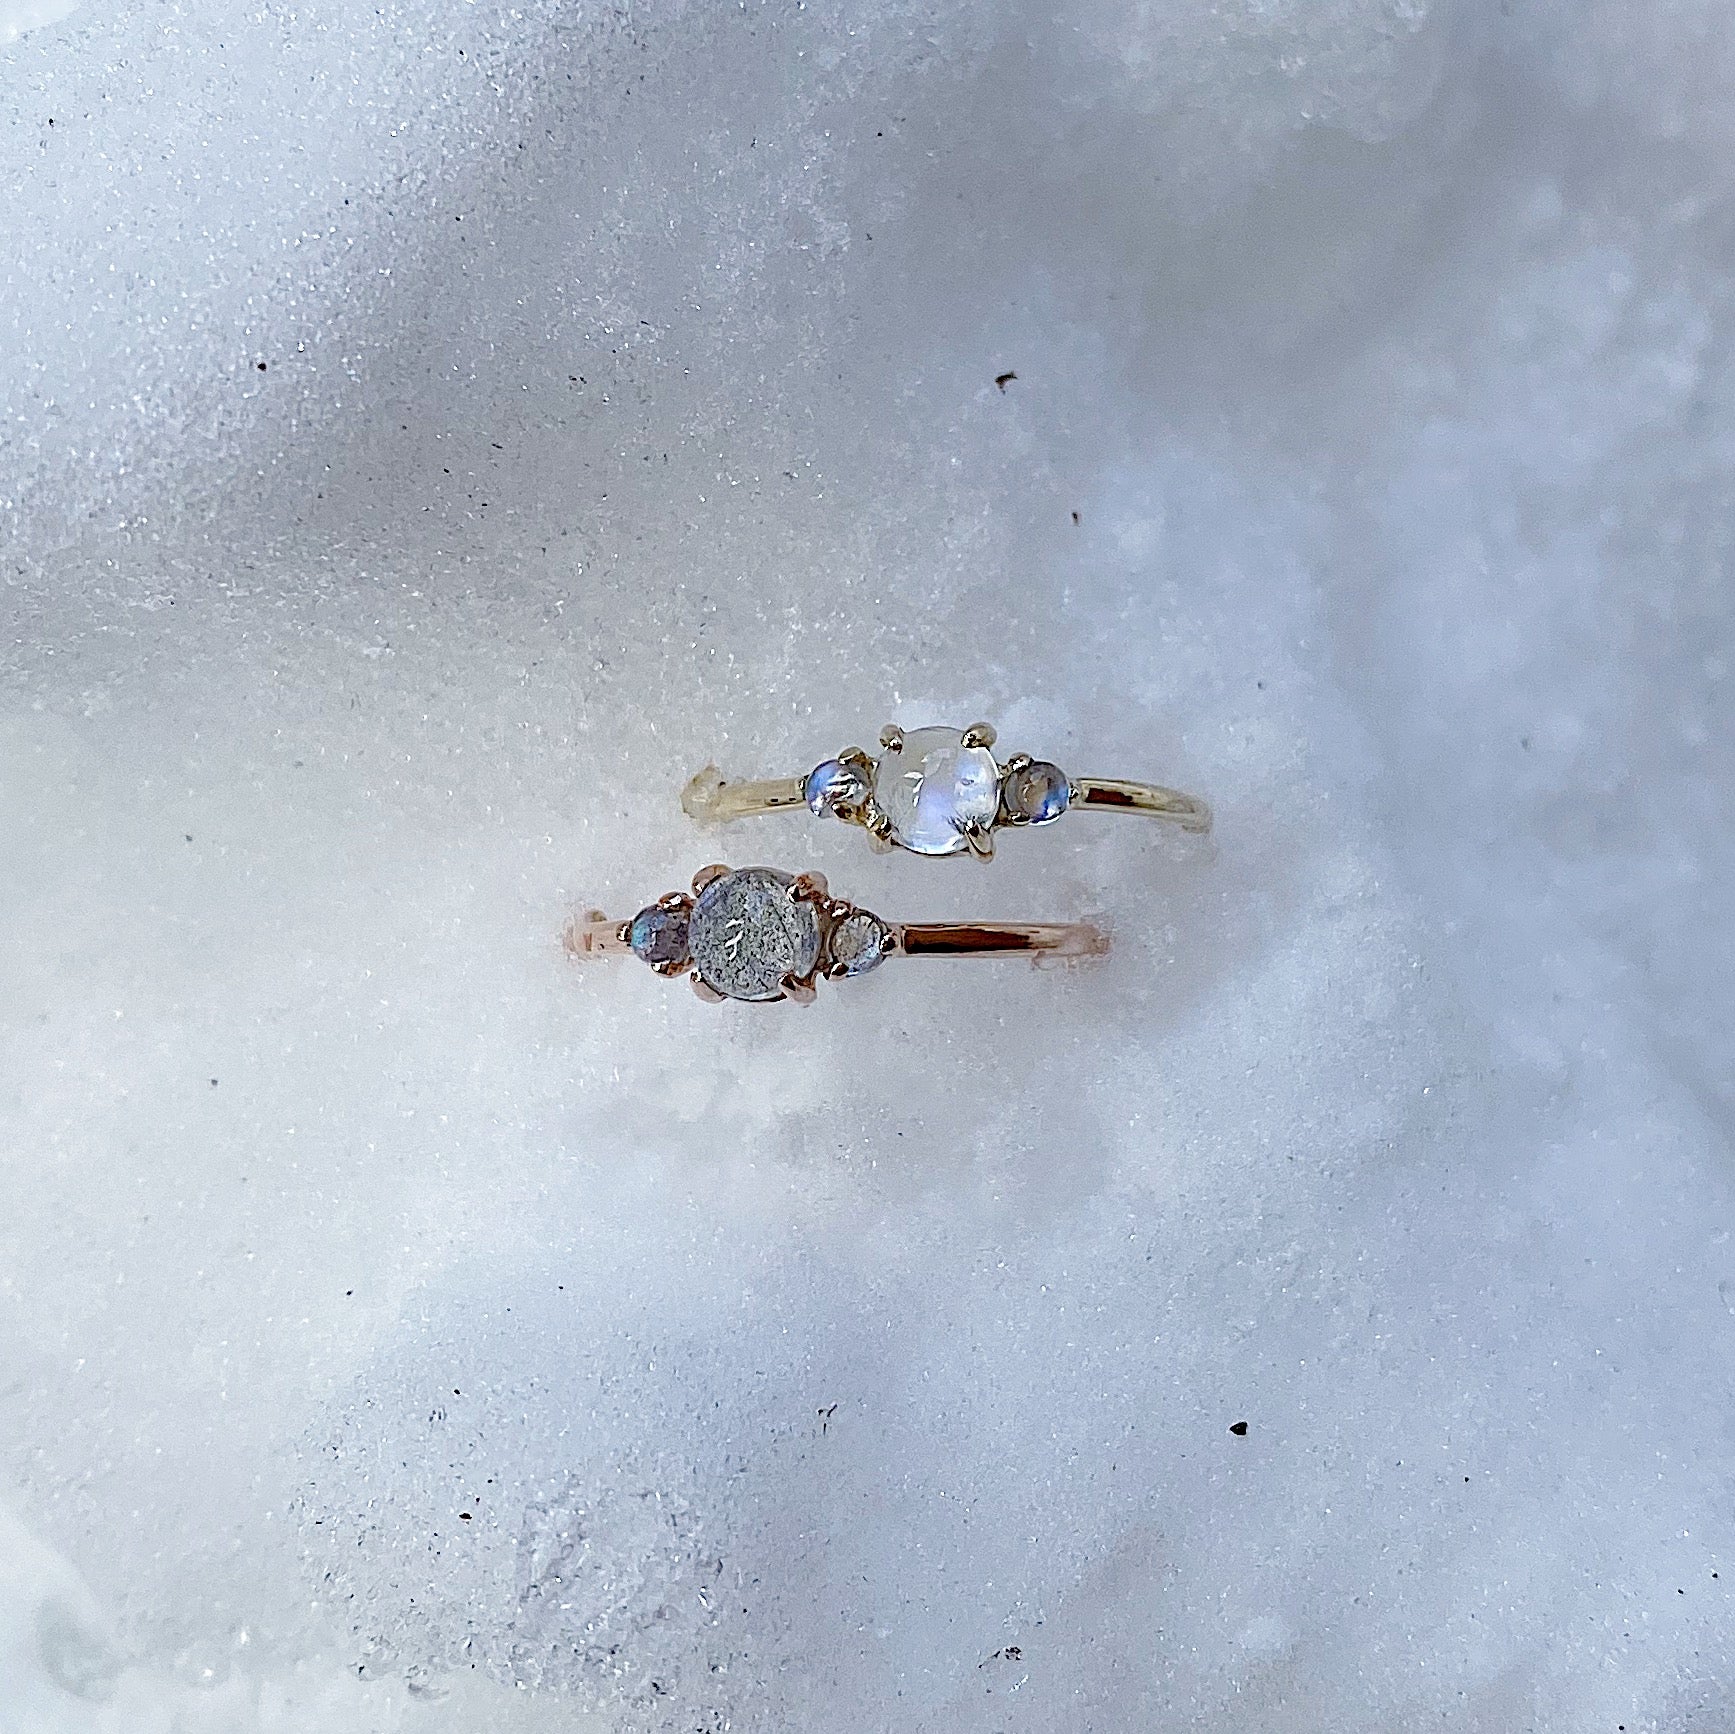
[896,921,1108,959]
[565,912,1106,962]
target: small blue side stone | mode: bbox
[629,904,690,967]
[804,758,868,816]
[1002,760,1071,825]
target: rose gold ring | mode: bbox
[565,863,1108,1005]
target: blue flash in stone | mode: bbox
[1001,760,1071,825]
[804,757,870,816]
[629,903,691,967]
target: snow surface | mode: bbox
[3,1,1733,1729]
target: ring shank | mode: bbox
[1069,777,1212,832]
[565,912,632,957]
[682,768,807,824]
[897,920,1108,959]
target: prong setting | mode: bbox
[871,724,1002,856]
[961,721,997,749]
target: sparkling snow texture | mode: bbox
[3,1,1734,1729]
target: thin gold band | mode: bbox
[684,774,807,823]
[1069,777,1212,832]
[683,771,1211,832]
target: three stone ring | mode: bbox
[681,721,1211,860]
[565,863,1108,1004]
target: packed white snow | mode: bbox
[3,1,1733,1729]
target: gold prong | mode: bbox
[961,821,995,861]
[1003,751,1033,774]
[791,871,829,902]
[692,864,730,894]
[657,890,690,911]
[840,746,875,774]
[780,974,817,1005]
[961,721,997,749]
[879,723,905,751]
[690,974,726,1003]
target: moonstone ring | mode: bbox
[681,722,1210,860]
[565,864,1108,1004]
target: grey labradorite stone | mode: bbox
[629,903,690,967]
[688,867,821,1002]
[828,911,891,978]
[1002,759,1071,825]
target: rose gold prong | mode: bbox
[657,890,691,911]
[692,864,730,895]
[690,974,727,1003]
[824,897,855,920]
[790,871,828,902]
[780,974,817,1005]
[961,821,995,861]
[651,957,686,977]
[961,721,997,749]
[879,723,905,751]
[1003,751,1033,775]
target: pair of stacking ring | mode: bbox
[568,718,1209,1006]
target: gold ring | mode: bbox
[681,720,1210,860]
[565,863,1108,1004]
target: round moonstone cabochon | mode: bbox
[803,757,870,816]
[688,868,822,1002]
[1001,759,1071,825]
[873,726,1001,855]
